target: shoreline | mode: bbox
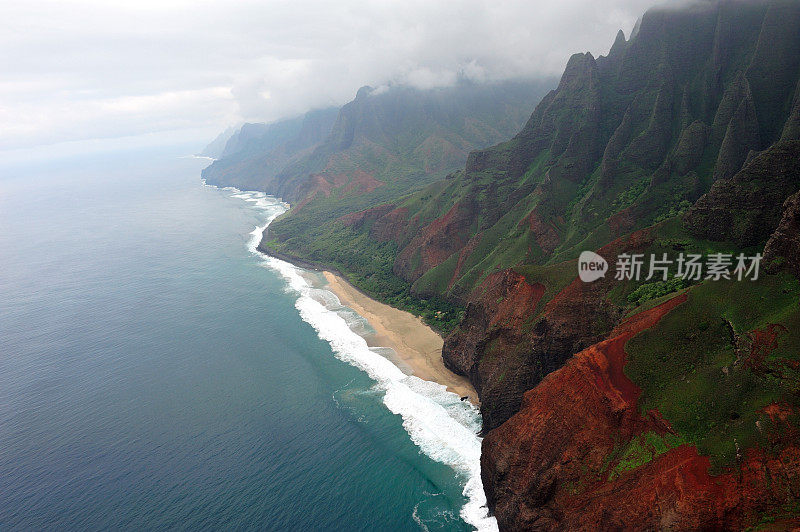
[322,271,479,405]
[258,225,480,404]
[224,187,494,530]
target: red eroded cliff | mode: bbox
[443,228,654,432]
[482,294,800,530]
[395,203,473,281]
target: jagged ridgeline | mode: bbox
[257,0,800,345]
[202,108,340,192]
[204,80,555,202]
[208,0,800,435]
[198,125,238,159]
[453,1,799,528]
[322,0,800,305]
[262,0,800,436]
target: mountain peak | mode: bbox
[607,28,628,59]
[355,85,374,99]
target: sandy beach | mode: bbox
[322,271,479,405]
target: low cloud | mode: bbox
[1,0,659,151]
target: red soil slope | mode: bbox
[482,294,800,530]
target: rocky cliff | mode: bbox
[260,79,555,332]
[482,289,800,530]
[425,0,800,429]
[473,3,800,527]
[765,190,800,277]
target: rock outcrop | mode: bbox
[443,228,654,431]
[684,140,800,246]
[765,190,800,278]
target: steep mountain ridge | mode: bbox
[206,80,554,207]
[302,0,800,437]
[448,1,800,527]
[198,125,237,159]
[360,0,800,301]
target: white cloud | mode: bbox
[0,0,658,151]
[404,67,459,90]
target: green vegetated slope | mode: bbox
[202,3,800,518]
[257,0,800,347]
[272,1,800,525]
[287,1,791,307]
[257,80,556,331]
[613,132,800,477]
[626,271,800,470]
[475,1,800,517]
[387,0,800,300]
[205,0,800,455]
[567,214,800,474]
[267,2,800,338]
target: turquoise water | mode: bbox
[0,147,492,530]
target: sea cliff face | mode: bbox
[433,2,800,527]
[259,80,555,332]
[442,229,656,432]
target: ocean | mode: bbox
[0,146,495,531]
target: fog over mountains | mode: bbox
[1,0,653,152]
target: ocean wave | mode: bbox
[216,184,497,531]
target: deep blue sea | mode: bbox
[0,146,494,531]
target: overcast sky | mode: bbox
[0,0,660,154]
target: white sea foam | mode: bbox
[188,154,217,162]
[214,183,498,532]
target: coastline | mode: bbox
[225,187,495,530]
[256,237,479,404]
[322,271,479,405]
